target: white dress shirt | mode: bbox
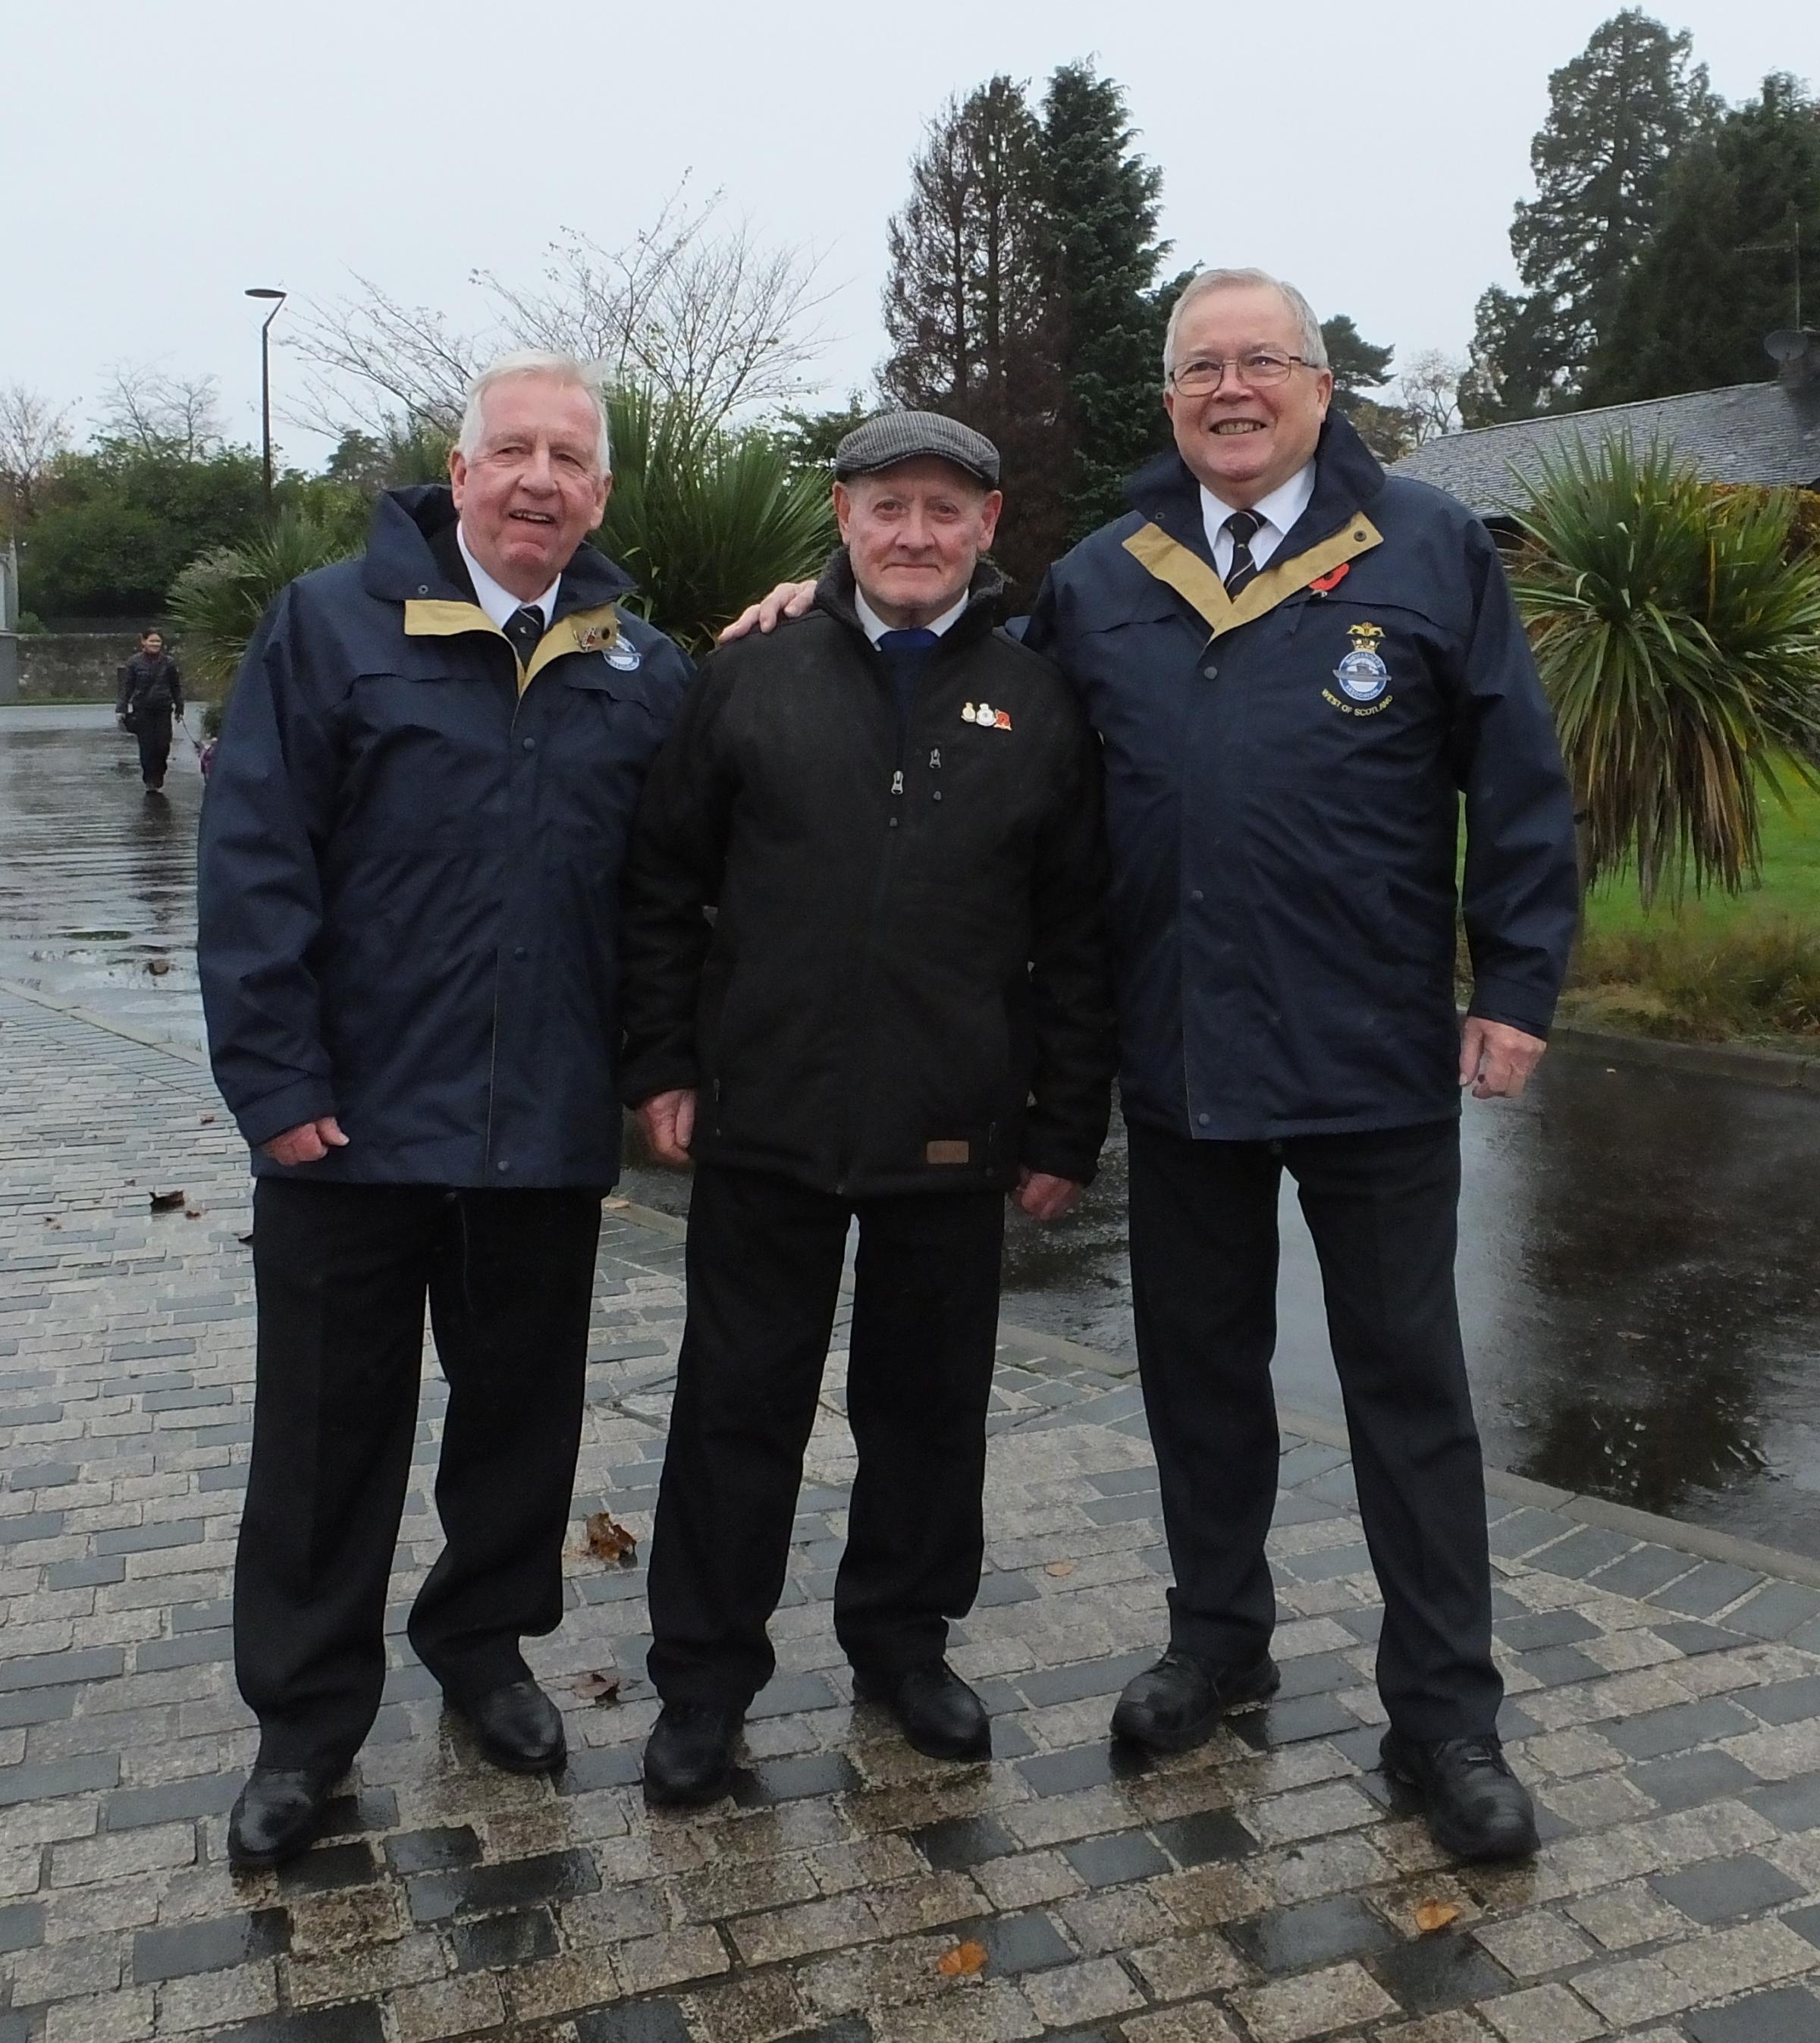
[457,523,560,632]
[853,586,969,646]
[1201,461,1317,580]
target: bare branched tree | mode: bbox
[0,383,74,529]
[1398,349,1467,447]
[283,284,486,441]
[286,181,831,444]
[99,364,225,458]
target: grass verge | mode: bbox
[1559,770,1820,1044]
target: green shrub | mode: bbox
[168,509,356,726]
[600,385,836,654]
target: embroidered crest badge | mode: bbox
[1333,622,1391,703]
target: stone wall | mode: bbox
[16,632,148,703]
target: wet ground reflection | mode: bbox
[988,1050,1820,1559]
[0,707,207,1047]
[6,708,1818,1555]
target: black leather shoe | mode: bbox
[453,1678,566,1774]
[1381,1731,1539,1861]
[1110,1648,1280,1753]
[227,1765,342,1869]
[852,1660,991,1761]
[643,1702,743,1804]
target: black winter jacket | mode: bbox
[117,651,184,725]
[1026,413,1579,1142]
[620,554,1116,1197]
[197,485,692,1185]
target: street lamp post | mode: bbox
[245,287,287,516]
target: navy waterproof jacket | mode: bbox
[1025,412,1579,1142]
[197,485,692,1185]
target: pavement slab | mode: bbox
[4,978,1820,2039]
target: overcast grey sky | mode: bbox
[5,0,1811,465]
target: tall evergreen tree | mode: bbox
[1040,62,1170,539]
[880,77,1066,595]
[1458,286,1574,425]
[1320,315,1395,407]
[1585,75,1820,403]
[1466,10,1719,417]
[1317,315,1416,463]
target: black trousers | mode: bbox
[133,713,171,786]
[1126,1116,1501,1740]
[237,1178,601,1769]
[647,1164,1005,1708]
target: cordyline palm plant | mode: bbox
[1510,441,1820,904]
[168,509,357,724]
[600,384,836,655]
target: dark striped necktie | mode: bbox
[1222,510,1264,599]
[503,604,544,667]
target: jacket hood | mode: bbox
[359,483,636,614]
[1121,410,1387,559]
[812,545,1006,645]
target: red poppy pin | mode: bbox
[1307,563,1351,595]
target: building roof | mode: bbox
[1392,378,1820,518]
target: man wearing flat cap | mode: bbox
[620,410,1116,1801]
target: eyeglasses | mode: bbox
[1168,352,1314,396]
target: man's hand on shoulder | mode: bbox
[635,1088,697,1167]
[1459,1018,1545,1100]
[259,1116,350,1166]
[1015,1169,1081,1222]
[719,582,816,642]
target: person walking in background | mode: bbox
[115,628,184,792]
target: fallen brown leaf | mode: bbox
[1414,1900,1462,1935]
[184,1208,204,1219]
[199,1113,216,1125]
[585,1511,638,1564]
[149,1189,187,1212]
[937,1940,987,1979]
[1044,1560,1075,1578]
[144,958,171,976]
[574,1668,622,1704]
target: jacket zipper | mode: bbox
[834,677,915,1193]
[480,633,529,1176]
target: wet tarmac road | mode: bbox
[6,706,1819,1555]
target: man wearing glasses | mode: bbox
[726,267,1577,1860]
[1025,268,1577,1859]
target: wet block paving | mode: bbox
[5,978,1820,2041]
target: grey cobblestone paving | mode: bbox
[4,979,1820,2041]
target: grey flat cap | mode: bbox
[833,410,1000,487]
